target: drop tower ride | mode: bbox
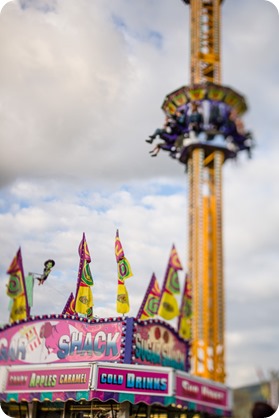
[147,0,253,383]
[184,0,226,384]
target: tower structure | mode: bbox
[147,0,253,383]
[186,0,222,84]
[183,0,225,384]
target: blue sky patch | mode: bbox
[112,13,163,50]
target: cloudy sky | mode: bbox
[0,0,278,390]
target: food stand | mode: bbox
[0,315,231,417]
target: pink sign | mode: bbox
[94,364,172,396]
[134,322,187,370]
[176,372,230,409]
[0,318,123,365]
[5,366,91,392]
[0,319,123,365]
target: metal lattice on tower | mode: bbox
[184,0,225,383]
[147,0,254,383]
[185,0,223,84]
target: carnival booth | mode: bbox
[0,235,232,417]
[0,316,231,418]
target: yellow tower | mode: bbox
[186,0,223,84]
[183,0,225,383]
[147,0,253,384]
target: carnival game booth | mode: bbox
[0,315,231,418]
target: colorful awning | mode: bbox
[0,362,232,416]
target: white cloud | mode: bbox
[0,0,278,390]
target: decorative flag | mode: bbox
[25,274,35,308]
[74,233,94,319]
[62,292,76,316]
[115,229,133,314]
[137,273,161,320]
[177,273,192,340]
[157,245,183,321]
[6,248,30,323]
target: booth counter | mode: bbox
[0,316,231,417]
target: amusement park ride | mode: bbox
[146,0,254,383]
[0,2,254,416]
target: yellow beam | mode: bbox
[189,149,226,382]
[189,0,222,84]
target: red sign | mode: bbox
[5,365,91,392]
[176,371,231,410]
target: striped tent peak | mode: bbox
[78,233,91,262]
[115,229,125,262]
[169,244,183,270]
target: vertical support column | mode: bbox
[188,148,225,382]
[213,0,221,82]
[213,150,225,382]
[187,157,194,333]
[203,162,213,380]
[190,0,201,84]
[190,147,205,377]
[189,0,221,84]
